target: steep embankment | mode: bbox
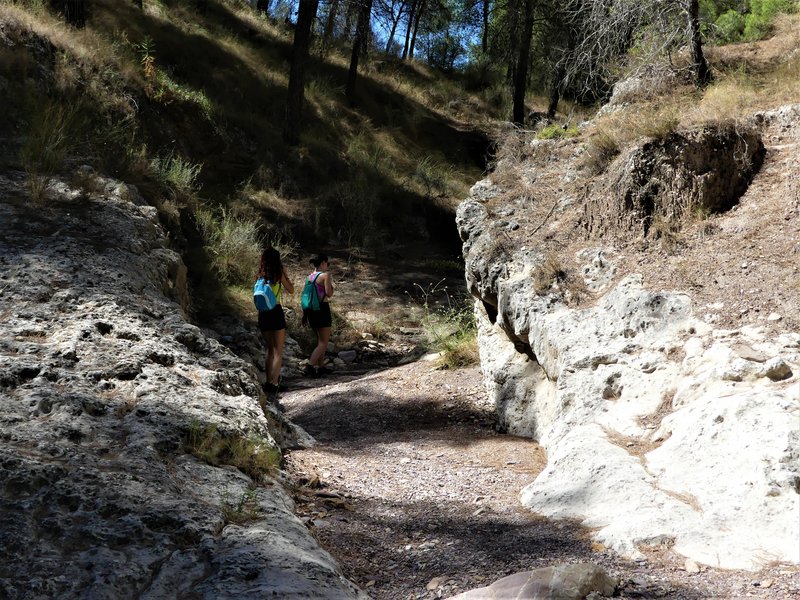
[458,104,800,571]
[0,172,366,599]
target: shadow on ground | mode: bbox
[285,384,495,449]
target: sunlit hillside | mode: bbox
[0,0,502,316]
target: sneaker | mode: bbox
[317,366,333,376]
[263,382,279,394]
[303,364,319,378]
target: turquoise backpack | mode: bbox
[300,273,321,312]
[253,278,278,312]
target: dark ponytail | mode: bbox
[310,253,328,268]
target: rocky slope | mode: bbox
[457,104,800,572]
[0,171,365,599]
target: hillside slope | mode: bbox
[0,0,493,323]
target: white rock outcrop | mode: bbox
[458,192,800,571]
[0,172,365,599]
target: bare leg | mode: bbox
[269,328,286,384]
[309,326,331,367]
[263,329,286,385]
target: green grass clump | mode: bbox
[20,94,88,203]
[148,152,203,203]
[221,487,262,524]
[414,280,479,369]
[537,123,580,140]
[186,421,281,483]
[195,207,263,285]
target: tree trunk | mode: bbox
[512,0,534,125]
[56,0,85,28]
[547,61,565,119]
[481,0,489,54]
[402,0,416,59]
[686,0,711,86]
[346,0,374,103]
[284,0,320,146]
[344,0,359,40]
[385,0,406,54]
[408,0,425,59]
[321,0,340,51]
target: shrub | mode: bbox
[414,280,479,369]
[20,94,88,203]
[195,207,263,285]
[148,152,202,204]
[744,0,797,39]
[714,9,747,42]
[327,172,385,247]
[583,129,621,174]
[463,55,505,91]
[413,155,454,199]
[221,488,262,525]
[532,253,589,303]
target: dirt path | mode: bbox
[279,360,799,600]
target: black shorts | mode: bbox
[306,302,332,329]
[258,305,286,331]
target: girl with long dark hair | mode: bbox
[258,247,294,392]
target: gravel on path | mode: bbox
[282,360,800,600]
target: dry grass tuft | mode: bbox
[532,253,590,304]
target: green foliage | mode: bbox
[413,279,479,369]
[195,207,263,285]
[537,124,580,140]
[20,94,88,203]
[743,0,796,39]
[714,9,747,42]
[221,487,262,524]
[705,0,797,42]
[148,152,203,203]
[413,155,454,199]
[420,258,463,272]
[186,421,281,483]
[462,56,506,91]
[153,71,215,120]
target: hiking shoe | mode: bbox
[317,366,333,376]
[303,364,319,378]
[263,382,279,394]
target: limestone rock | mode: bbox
[448,563,616,600]
[459,168,800,570]
[0,174,365,600]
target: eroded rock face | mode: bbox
[0,172,363,599]
[458,131,800,570]
[584,124,765,238]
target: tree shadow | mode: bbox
[285,385,496,450]
[308,496,714,600]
